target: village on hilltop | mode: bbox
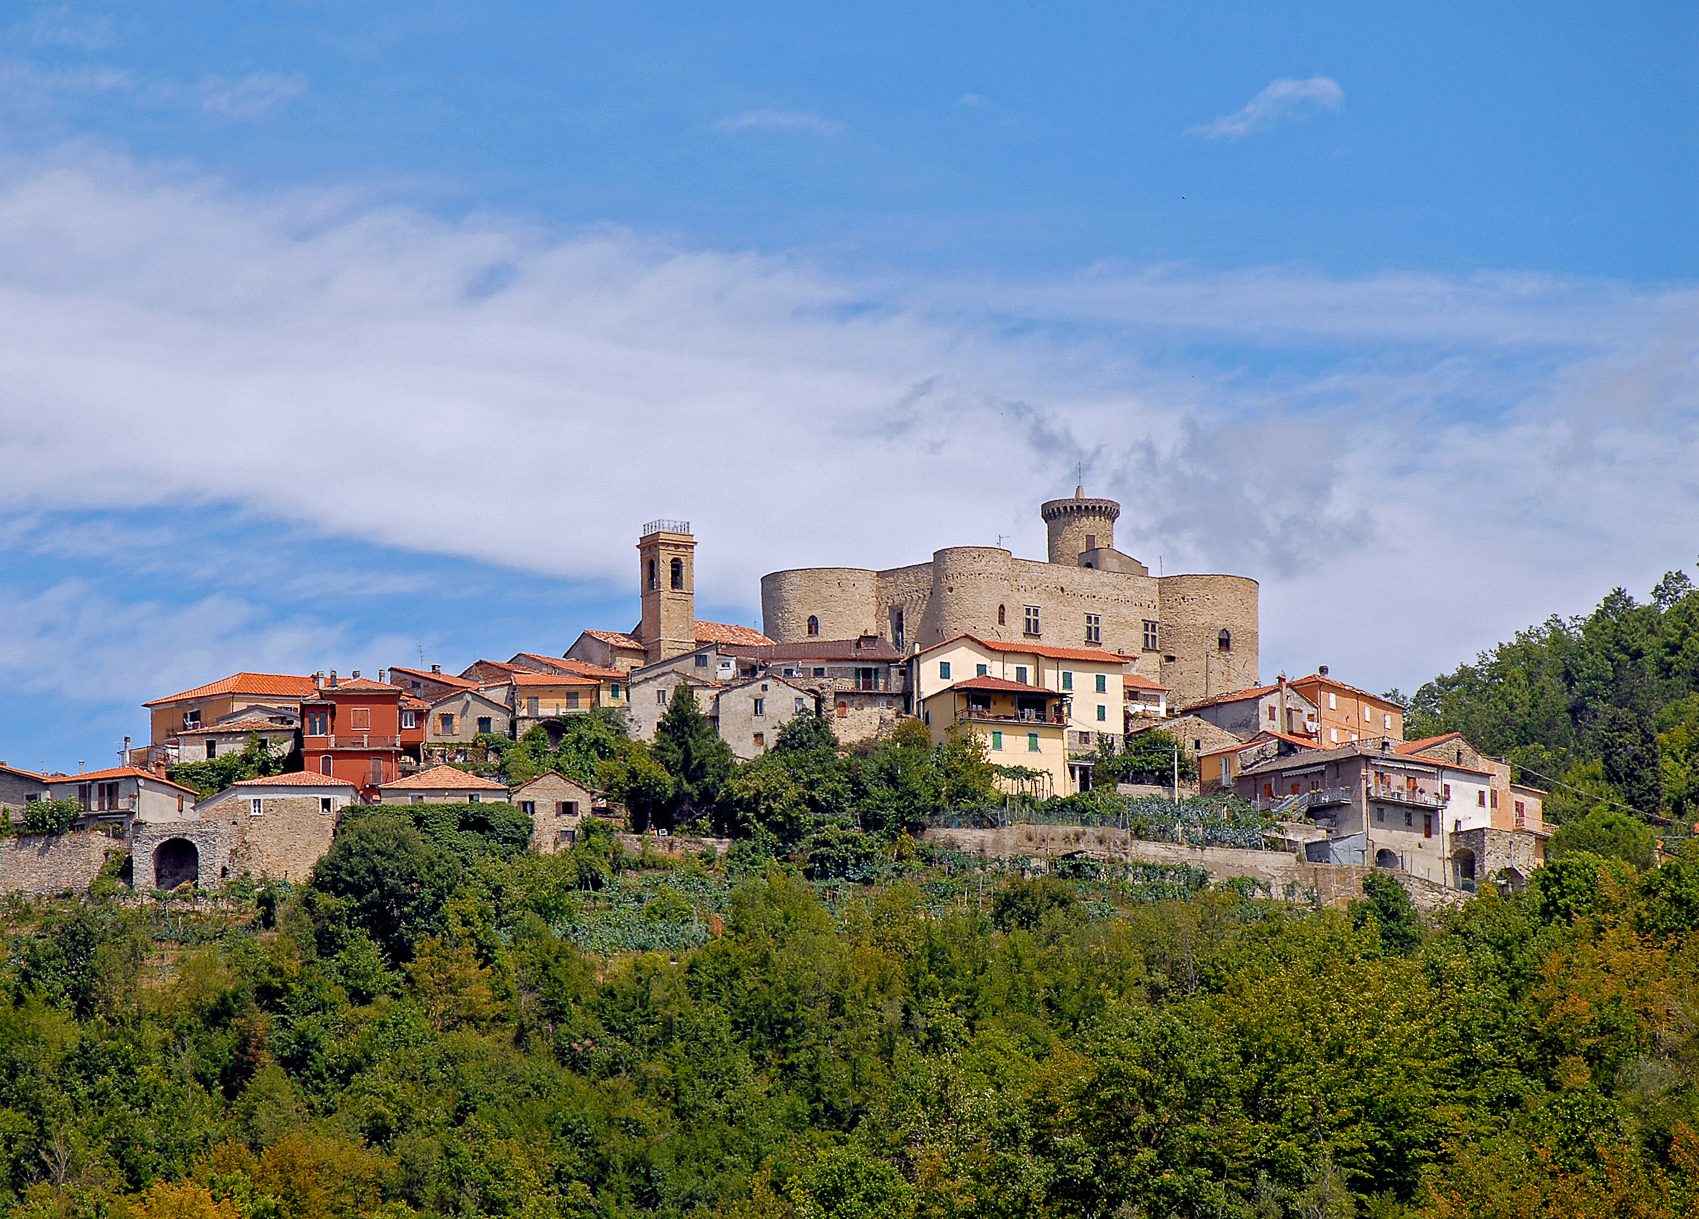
[0,490,1548,897]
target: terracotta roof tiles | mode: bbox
[379,765,508,792]
[144,672,317,707]
[229,772,357,789]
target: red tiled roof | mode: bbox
[427,687,508,710]
[916,634,1131,666]
[1124,673,1168,691]
[46,766,200,796]
[1288,674,1404,709]
[309,677,400,695]
[509,672,600,688]
[388,665,480,690]
[0,761,46,781]
[177,717,297,736]
[725,637,904,663]
[512,653,625,680]
[580,629,644,650]
[400,695,432,711]
[379,765,508,791]
[1199,730,1316,758]
[463,660,526,678]
[948,675,1059,695]
[230,772,356,789]
[144,672,317,707]
[692,621,774,647]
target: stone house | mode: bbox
[427,688,512,743]
[507,653,630,711]
[1198,730,1318,792]
[1181,680,1319,741]
[626,670,723,743]
[503,672,603,734]
[510,771,592,853]
[1131,713,1248,776]
[174,706,298,764]
[567,629,648,674]
[713,674,818,759]
[0,762,50,819]
[378,764,509,804]
[388,664,483,704]
[1397,732,1546,835]
[195,772,358,882]
[723,636,908,745]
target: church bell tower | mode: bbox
[638,519,697,665]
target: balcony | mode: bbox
[1255,787,1354,814]
[1370,783,1444,809]
[960,707,1067,727]
[311,734,401,750]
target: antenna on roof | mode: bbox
[995,534,1008,549]
[417,643,426,665]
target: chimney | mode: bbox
[431,663,442,674]
[377,669,386,685]
[352,669,362,679]
[328,669,339,688]
[1318,664,1329,677]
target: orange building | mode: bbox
[144,672,318,750]
[1288,668,1405,746]
[300,673,404,800]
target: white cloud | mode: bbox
[18,4,116,52]
[0,59,304,119]
[957,93,988,107]
[195,72,307,118]
[1190,76,1344,139]
[712,108,840,136]
[0,147,1693,707]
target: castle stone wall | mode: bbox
[758,567,879,642]
[1157,574,1261,704]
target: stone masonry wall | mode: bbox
[1,831,120,896]
[923,824,1466,912]
[216,795,338,882]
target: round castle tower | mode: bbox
[1040,487,1121,565]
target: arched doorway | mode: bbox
[1373,848,1400,871]
[1454,848,1477,889]
[154,838,200,889]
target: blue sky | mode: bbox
[0,1,1695,770]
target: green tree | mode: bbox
[651,684,735,832]
[1351,871,1422,954]
[168,734,290,798]
[18,797,81,836]
[1550,809,1656,869]
[596,740,673,832]
[309,814,462,961]
[1597,705,1664,814]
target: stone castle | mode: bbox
[760,489,1259,707]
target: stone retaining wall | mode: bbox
[922,824,1465,911]
[1,831,122,896]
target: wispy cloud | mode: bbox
[1190,76,1343,139]
[0,147,1693,722]
[957,93,988,108]
[0,59,305,119]
[712,108,840,136]
[17,4,115,52]
[195,72,306,118]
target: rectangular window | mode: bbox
[1491,790,1499,809]
[1096,704,1107,722]
[1443,784,1451,799]
[1267,706,1276,721]
[1328,692,1338,710]
[1094,673,1107,694]
[1423,813,1433,839]
[695,654,708,668]
[526,697,539,715]
[813,666,826,677]
[205,739,218,759]
[1478,790,1486,807]
[1027,732,1040,752]
[320,756,333,775]
[938,660,951,680]
[319,797,333,815]
[1024,605,1041,634]
[566,693,580,710]
[520,800,535,816]
[182,709,202,729]
[753,698,765,717]
[658,688,667,704]
[1515,799,1525,814]
[976,663,989,676]
[1330,728,1339,743]
[307,711,329,735]
[753,732,766,749]
[1062,670,1073,691]
[401,710,417,729]
[990,730,1003,751]
[794,697,807,713]
[1142,620,1159,650]
[250,798,263,817]
[1404,810,1413,828]
[610,685,622,700]
[370,758,383,785]
[1375,807,1383,823]
[1015,665,1029,684]
[349,707,372,730]
[1384,712,1392,729]
[439,713,454,734]
[468,793,480,804]
[476,716,493,734]
[1085,613,1101,644]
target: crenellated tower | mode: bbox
[1040,486,1122,565]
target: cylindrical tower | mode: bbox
[1156,574,1260,708]
[1040,486,1121,564]
[759,567,879,643]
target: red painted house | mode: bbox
[300,672,404,800]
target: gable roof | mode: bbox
[307,677,400,695]
[145,672,317,707]
[725,637,904,663]
[45,766,200,796]
[1199,729,1318,759]
[1124,673,1168,692]
[916,634,1130,666]
[509,671,600,688]
[1179,683,1281,712]
[229,771,357,789]
[509,770,594,795]
[579,629,644,650]
[1396,732,1465,754]
[510,653,626,680]
[0,761,45,782]
[388,665,480,690]
[379,765,508,792]
[427,687,509,712]
[690,621,775,647]
[177,717,298,736]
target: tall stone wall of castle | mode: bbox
[759,567,880,642]
[1,831,121,896]
[1157,574,1261,703]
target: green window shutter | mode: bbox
[1096,705,1107,722]
[939,660,951,679]
[1095,673,1107,694]
[990,730,1003,751]
[1062,671,1072,690]
[1027,732,1040,752]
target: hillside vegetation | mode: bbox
[5,821,1699,1218]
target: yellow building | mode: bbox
[919,676,1070,800]
[912,635,1132,792]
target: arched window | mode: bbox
[1218,629,1232,653]
[669,557,684,590]
[647,559,658,591]
[997,604,1006,626]
[806,615,819,636]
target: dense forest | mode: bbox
[1407,568,1699,828]
[5,812,1699,1218]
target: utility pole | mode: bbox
[1173,741,1180,808]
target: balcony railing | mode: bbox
[961,708,1067,727]
[641,518,691,536]
[312,734,401,749]
[1370,783,1444,808]
[1254,787,1354,814]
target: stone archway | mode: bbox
[154,837,200,889]
[1373,848,1400,871]
[1454,847,1478,888]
